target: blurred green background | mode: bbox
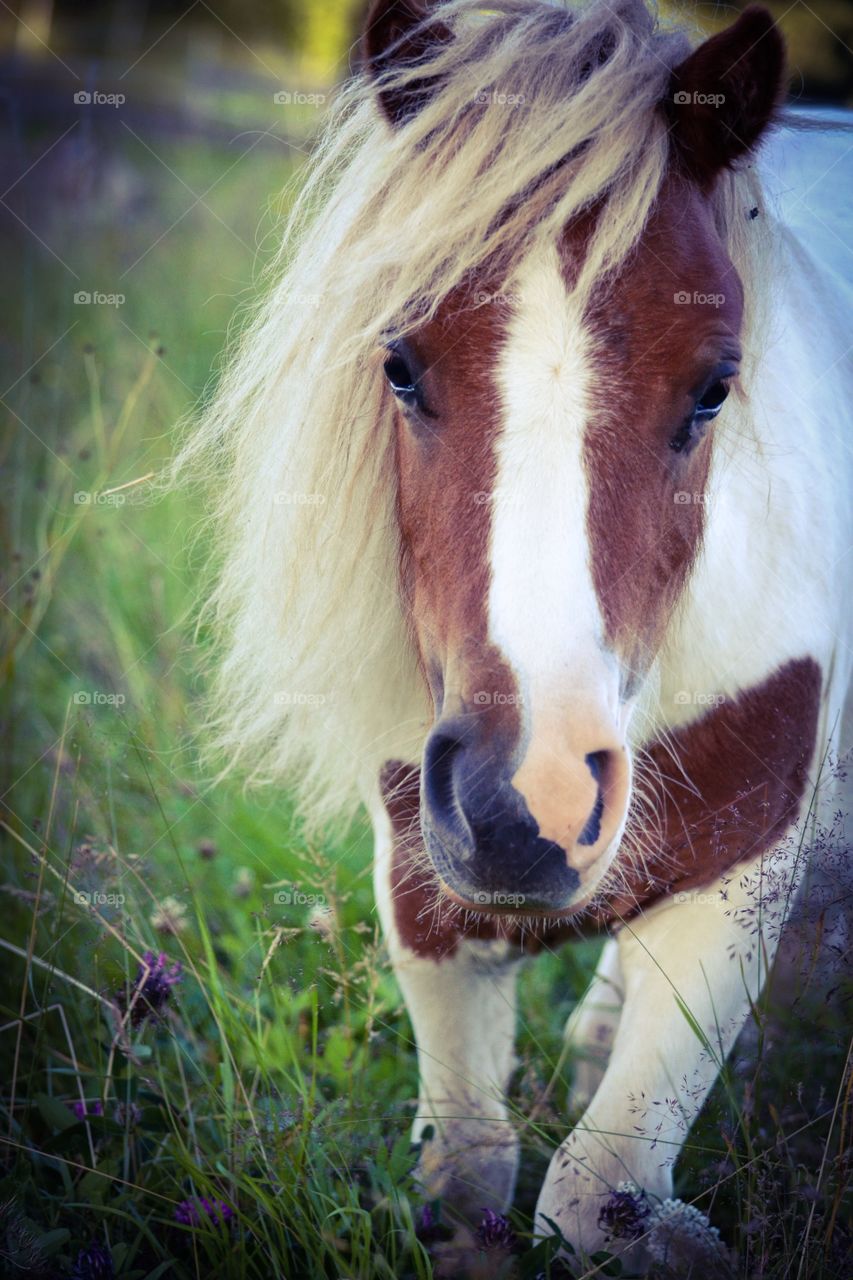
[0,3,850,1278]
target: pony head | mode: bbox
[363,0,784,914]
[185,1,784,919]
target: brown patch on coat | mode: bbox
[390,280,521,720]
[380,657,822,958]
[573,172,744,681]
[588,655,823,925]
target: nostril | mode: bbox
[578,750,608,846]
[585,749,608,786]
[423,728,466,828]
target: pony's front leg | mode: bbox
[371,781,522,1224]
[389,929,522,1219]
[536,849,791,1267]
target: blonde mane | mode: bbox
[175,0,770,830]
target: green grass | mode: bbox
[1,107,850,1280]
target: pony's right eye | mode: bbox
[382,344,437,420]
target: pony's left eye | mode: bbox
[695,380,729,419]
[670,378,731,454]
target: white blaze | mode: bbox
[488,243,617,733]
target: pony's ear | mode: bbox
[362,0,452,125]
[666,6,786,186]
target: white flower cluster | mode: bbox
[608,1182,734,1274]
[647,1196,734,1275]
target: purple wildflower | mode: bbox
[598,1180,651,1240]
[174,1196,235,1229]
[415,1200,452,1245]
[71,1099,104,1120]
[476,1207,517,1250]
[72,1241,114,1279]
[418,1203,435,1233]
[116,950,182,1027]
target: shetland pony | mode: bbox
[182,0,852,1268]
